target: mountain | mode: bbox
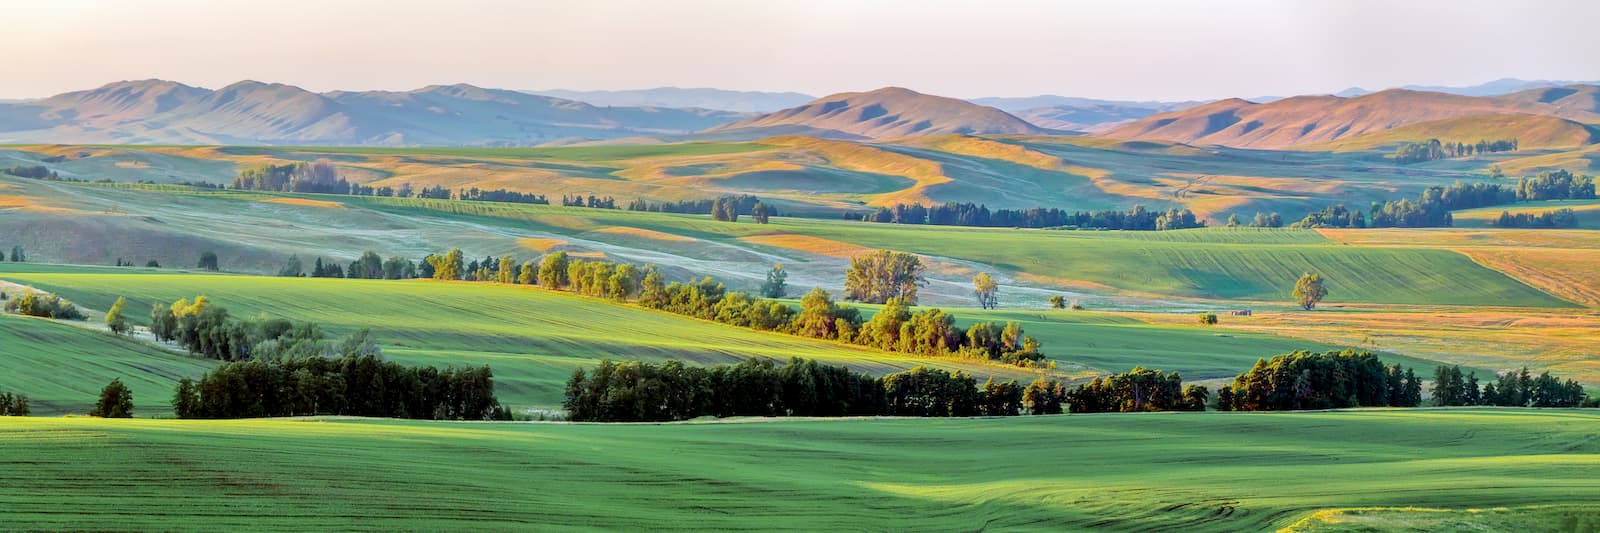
[526,87,813,113]
[966,96,1204,132]
[703,87,1049,140]
[1099,86,1600,149]
[0,80,747,145]
[1302,114,1600,152]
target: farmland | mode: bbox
[0,313,214,416]
[1,409,1597,531]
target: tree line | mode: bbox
[1215,350,1422,411]
[1491,208,1580,228]
[175,353,508,420]
[0,390,30,416]
[1393,138,1517,164]
[4,290,84,320]
[149,296,331,361]
[1291,173,1595,229]
[1430,365,1592,408]
[857,202,1206,230]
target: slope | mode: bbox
[0,313,215,416]
[704,87,1048,139]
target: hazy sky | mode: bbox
[4,0,1597,101]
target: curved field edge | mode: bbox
[0,409,1597,531]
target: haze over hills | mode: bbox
[0,79,746,146]
[525,87,815,113]
[1099,85,1600,149]
[702,87,1050,140]
[1336,78,1600,98]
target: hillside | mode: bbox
[1100,86,1600,148]
[2,411,1598,530]
[527,87,814,112]
[703,87,1049,139]
[1305,113,1600,152]
[971,96,1204,132]
[0,80,746,145]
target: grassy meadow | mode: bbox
[1,409,1597,531]
[0,313,214,416]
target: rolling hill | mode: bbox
[1100,86,1600,148]
[526,87,815,113]
[1304,113,1600,152]
[703,87,1049,139]
[0,80,746,146]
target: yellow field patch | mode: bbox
[740,233,876,259]
[589,226,696,243]
[516,238,569,253]
[531,214,599,231]
[1315,228,1600,249]
[1461,247,1600,307]
[260,197,344,209]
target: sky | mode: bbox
[3,0,1598,101]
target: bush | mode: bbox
[90,378,134,418]
[4,290,85,320]
[1197,313,1218,326]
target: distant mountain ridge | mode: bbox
[526,87,814,113]
[1099,85,1600,149]
[703,87,1049,140]
[0,79,746,146]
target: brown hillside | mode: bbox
[704,87,1047,139]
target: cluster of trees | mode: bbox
[1226,212,1284,228]
[1431,365,1590,408]
[233,161,351,194]
[860,203,1206,231]
[1491,208,1580,228]
[3,246,24,262]
[1517,170,1596,201]
[4,290,84,319]
[149,296,328,362]
[456,187,547,205]
[1393,138,1517,163]
[564,357,1059,421]
[0,390,30,416]
[2,165,56,179]
[561,195,617,209]
[1060,367,1209,413]
[625,194,767,217]
[844,250,927,304]
[175,353,508,420]
[1215,350,1422,411]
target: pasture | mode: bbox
[0,409,1596,531]
[0,313,214,416]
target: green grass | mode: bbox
[1,409,1596,531]
[0,267,1064,408]
[0,314,214,415]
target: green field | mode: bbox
[0,314,214,416]
[1,264,1387,409]
[1,409,1596,531]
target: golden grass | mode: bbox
[903,135,1066,171]
[531,214,599,231]
[259,197,344,209]
[763,136,952,207]
[1461,247,1600,307]
[1314,228,1600,308]
[1316,228,1600,249]
[589,226,696,243]
[740,233,876,259]
[516,238,569,253]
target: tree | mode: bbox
[1292,273,1328,310]
[496,256,517,284]
[90,378,134,418]
[173,377,200,419]
[538,252,571,288]
[105,296,129,335]
[1227,213,1240,227]
[751,201,772,224]
[516,260,537,285]
[844,250,927,304]
[973,272,999,309]
[197,251,219,271]
[145,260,160,268]
[430,248,464,280]
[1049,295,1066,309]
[278,254,304,277]
[760,263,788,299]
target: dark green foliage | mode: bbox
[145,260,160,268]
[0,391,32,416]
[1452,366,1589,408]
[1064,367,1189,413]
[149,296,325,362]
[1492,208,1580,228]
[1218,350,1421,411]
[347,251,384,279]
[233,160,350,194]
[4,290,85,320]
[90,378,134,418]
[759,263,787,298]
[565,357,884,422]
[2,165,56,178]
[183,354,504,420]
[197,251,219,271]
[1049,295,1066,309]
[1197,313,1218,325]
[9,246,24,262]
[1517,170,1596,201]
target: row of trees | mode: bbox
[1431,365,1590,408]
[175,353,508,420]
[1393,138,1517,163]
[1517,170,1596,201]
[2,165,56,179]
[1491,208,1580,228]
[1291,175,1594,229]
[1216,350,1422,411]
[280,253,419,279]
[859,203,1206,231]
[625,194,766,217]
[565,358,1216,422]
[2,246,24,262]
[0,390,30,416]
[233,161,350,194]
